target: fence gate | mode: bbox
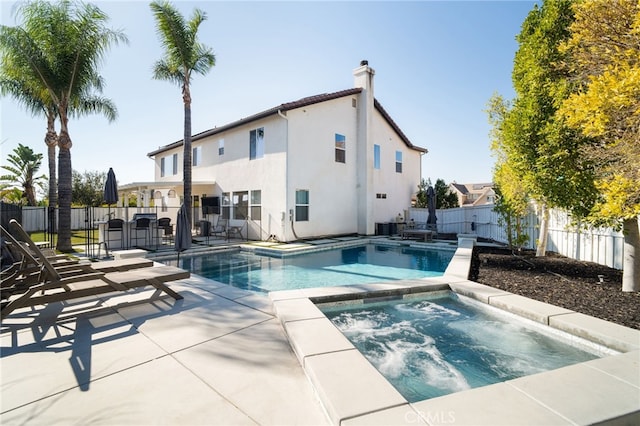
[84,207,101,258]
[1,202,22,231]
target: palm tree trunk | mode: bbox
[45,111,58,208]
[56,117,73,252]
[25,182,36,206]
[183,86,192,229]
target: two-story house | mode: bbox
[449,183,495,207]
[122,62,427,242]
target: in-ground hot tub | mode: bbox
[318,290,612,402]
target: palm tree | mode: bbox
[0,143,46,206]
[150,0,215,227]
[0,0,127,251]
[0,66,59,208]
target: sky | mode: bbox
[1,0,537,189]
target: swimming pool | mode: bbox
[320,291,604,402]
[161,243,454,292]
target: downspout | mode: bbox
[278,109,298,241]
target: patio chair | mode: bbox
[227,222,245,241]
[210,218,228,239]
[157,217,173,245]
[105,218,125,251]
[131,217,151,248]
[2,219,188,320]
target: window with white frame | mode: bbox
[335,133,345,163]
[172,153,178,175]
[295,190,309,222]
[221,192,230,219]
[250,190,261,221]
[193,146,202,166]
[395,151,402,173]
[233,191,248,220]
[250,128,264,160]
[218,139,224,156]
[374,144,381,169]
[161,157,166,177]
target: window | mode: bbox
[395,151,402,173]
[250,127,264,160]
[221,192,230,219]
[218,139,224,156]
[335,133,345,163]
[250,190,262,221]
[295,190,309,222]
[172,153,178,175]
[374,144,381,169]
[193,146,202,166]
[233,191,248,220]
[162,153,178,176]
[376,193,387,199]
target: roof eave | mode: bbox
[148,89,365,158]
[373,99,428,153]
[148,87,429,157]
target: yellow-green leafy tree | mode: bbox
[487,94,532,251]
[488,1,598,258]
[559,0,640,291]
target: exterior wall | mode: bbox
[150,100,423,242]
[286,96,360,239]
[150,116,288,240]
[193,116,288,241]
[285,95,422,240]
[148,66,424,241]
[371,109,421,224]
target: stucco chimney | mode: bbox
[353,60,375,93]
[354,61,376,236]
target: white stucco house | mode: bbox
[121,62,428,242]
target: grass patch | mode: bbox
[28,229,98,252]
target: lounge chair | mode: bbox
[401,228,434,242]
[1,219,187,320]
[3,222,153,274]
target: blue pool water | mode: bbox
[162,244,453,292]
[321,291,601,402]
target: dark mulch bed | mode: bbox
[469,246,640,330]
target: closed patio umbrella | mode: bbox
[427,185,437,230]
[175,203,191,262]
[103,168,118,219]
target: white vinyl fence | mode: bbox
[20,206,108,232]
[409,205,629,270]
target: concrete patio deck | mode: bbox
[2,239,639,425]
[1,273,330,425]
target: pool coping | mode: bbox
[147,236,459,262]
[269,245,640,425]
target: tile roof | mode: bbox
[148,88,427,156]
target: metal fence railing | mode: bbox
[8,203,633,270]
